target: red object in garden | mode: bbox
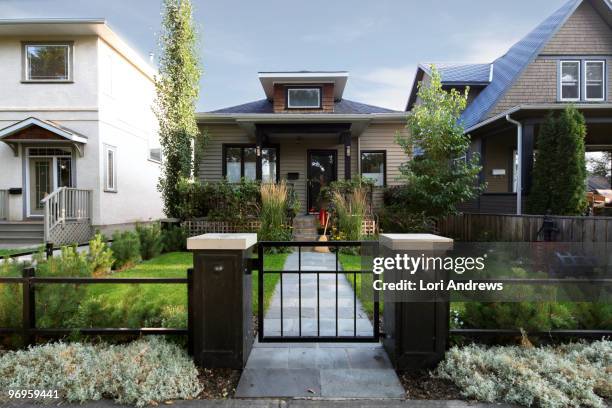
[318,209,328,227]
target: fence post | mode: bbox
[187,267,194,356]
[45,242,54,259]
[379,234,454,370]
[22,266,36,347]
[187,233,257,369]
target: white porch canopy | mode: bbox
[0,117,87,157]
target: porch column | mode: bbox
[522,124,535,197]
[255,129,263,181]
[342,131,352,180]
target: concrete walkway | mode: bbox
[236,251,404,399]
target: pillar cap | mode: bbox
[380,233,454,251]
[187,233,258,251]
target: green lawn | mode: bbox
[339,253,381,318]
[88,251,288,325]
[0,246,42,258]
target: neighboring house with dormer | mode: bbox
[407,0,612,215]
[0,19,163,245]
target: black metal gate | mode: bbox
[257,241,380,342]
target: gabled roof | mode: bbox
[420,63,492,85]
[0,117,87,144]
[406,63,492,110]
[0,117,88,156]
[208,98,399,115]
[459,0,585,129]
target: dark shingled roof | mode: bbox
[420,63,492,85]
[208,99,399,115]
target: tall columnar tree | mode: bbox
[527,106,587,215]
[154,0,201,218]
[395,66,482,219]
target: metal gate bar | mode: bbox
[258,240,379,343]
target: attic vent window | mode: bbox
[287,87,321,109]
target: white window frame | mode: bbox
[23,42,73,82]
[104,145,118,193]
[287,88,321,109]
[559,60,581,102]
[584,60,605,102]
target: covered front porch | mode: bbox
[465,105,612,215]
[0,117,92,245]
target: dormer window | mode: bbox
[23,42,73,82]
[560,61,580,101]
[559,60,606,102]
[287,87,321,109]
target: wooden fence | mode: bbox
[438,213,612,243]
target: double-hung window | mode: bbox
[23,42,72,82]
[360,151,386,187]
[104,145,118,192]
[585,61,605,101]
[223,145,278,183]
[560,61,580,101]
[559,60,606,102]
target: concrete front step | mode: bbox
[0,222,44,245]
[292,234,319,242]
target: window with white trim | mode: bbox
[287,88,321,108]
[24,43,72,82]
[560,61,580,101]
[585,61,605,101]
[104,145,117,192]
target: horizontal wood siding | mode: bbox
[439,212,612,243]
[197,124,252,182]
[273,83,334,113]
[359,123,409,208]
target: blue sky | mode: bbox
[1,0,564,112]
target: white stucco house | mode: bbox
[0,19,164,245]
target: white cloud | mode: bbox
[348,66,416,111]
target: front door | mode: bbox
[307,150,337,213]
[29,158,53,216]
[26,148,73,217]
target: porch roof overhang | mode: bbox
[0,117,88,156]
[464,103,612,136]
[196,112,407,138]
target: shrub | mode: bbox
[0,259,24,334]
[135,223,163,260]
[162,225,187,252]
[332,188,367,241]
[435,340,611,408]
[87,234,114,276]
[111,231,141,270]
[0,337,202,406]
[378,185,436,233]
[35,247,92,329]
[259,181,292,242]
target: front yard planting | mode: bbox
[0,337,201,407]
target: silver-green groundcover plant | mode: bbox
[436,340,611,408]
[0,337,202,407]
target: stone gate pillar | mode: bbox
[187,233,257,369]
[379,233,454,370]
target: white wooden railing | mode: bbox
[42,187,92,243]
[0,190,7,220]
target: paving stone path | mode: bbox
[236,251,404,399]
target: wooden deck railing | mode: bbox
[0,190,7,220]
[42,187,93,243]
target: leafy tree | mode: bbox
[154,0,201,218]
[395,66,482,220]
[528,106,587,215]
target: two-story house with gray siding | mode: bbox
[407,0,612,215]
